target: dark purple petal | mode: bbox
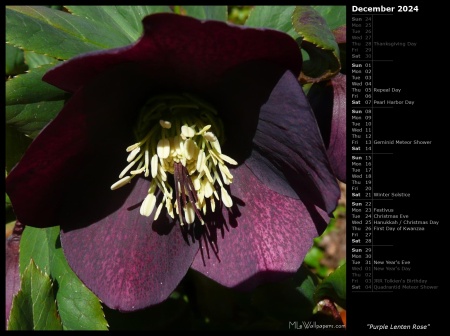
[43,13,301,94]
[192,63,339,289]
[209,62,340,215]
[6,65,148,228]
[251,70,340,214]
[6,63,200,310]
[191,164,330,289]
[5,221,24,328]
[307,73,347,182]
[60,177,198,312]
[327,74,346,182]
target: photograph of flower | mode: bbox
[5,6,346,330]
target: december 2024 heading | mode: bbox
[352,6,419,13]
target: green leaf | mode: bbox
[6,193,12,207]
[302,82,313,95]
[245,6,297,38]
[6,63,66,105]
[252,264,320,322]
[6,44,28,75]
[19,228,51,274]
[314,263,346,309]
[5,125,33,173]
[6,101,64,139]
[66,6,172,43]
[8,259,63,330]
[6,6,131,60]
[292,6,339,52]
[292,6,341,83]
[6,63,68,138]
[312,6,346,31]
[24,51,58,69]
[20,226,109,330]
[304,245,324,268]
[228,6,252,25]
[293,264,321,304]
[180,6,228,21]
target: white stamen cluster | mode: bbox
[111,94,237,225]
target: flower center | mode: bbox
[111,93,237,225]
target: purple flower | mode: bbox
[6,13,341,312]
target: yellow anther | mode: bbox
[158,164,167,181]
[157,139,171,159]
[184,139,197,160]
[218,163,233,184]
[203,132,217,142]
[203,164,214,184]
[151,154,158,178]
[111,176,132,190]
[203,179,214,198]
[181,125,196,138]
[154,202,164,221]
[119,153,143,178]
[193,177,201,190]
[126,143,140,152]
[127,147,141,162]
[219,153,238,165]
[196,150,205,173]
[159,120,172,129]
[221,187,233,207]
[140,193,156,217]
[184,203,196,224]
[130,167,145,175]
[211,140,222,153]
[197,125,211,135]
[144,148,150,177]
